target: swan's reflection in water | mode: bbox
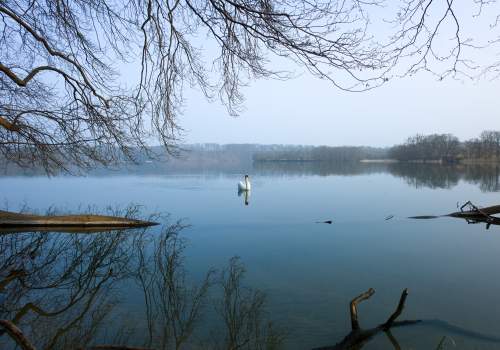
[238,188,250,206]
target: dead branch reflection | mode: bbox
[0,214,284,350]
[0,225,139,349]
[134,222,214,349]
[214,257,283,350]
[134,229,281,350]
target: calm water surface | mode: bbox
[2,163,500,349]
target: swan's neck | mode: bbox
[245,177,249,187]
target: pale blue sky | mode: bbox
[174,2,500,147]
[115,2,500,148]
[180,72,500,147]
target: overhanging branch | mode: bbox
[0,115,20,132]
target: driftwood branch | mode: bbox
[350,288,375,331]
[382,288,408,330]
[314,288,420,350]
[410,201,500,229]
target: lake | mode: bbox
[1,162,500,349]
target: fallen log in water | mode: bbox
[448,202,500,220]
[0,210,158,231]
[409,201,500,229]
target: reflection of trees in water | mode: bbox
[253,160,500,192]
[134,229,282,350]
[387,163,461,190]
[214,257,283,350]
[134,222,213,349]
[462,165,500,192]
[388,163,500,192]
[252,161,388,177]
[0,229,132,349]
[0,218,282,350]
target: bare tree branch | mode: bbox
[0,320,36,350]
[1,0,499,173]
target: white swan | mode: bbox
[238,175,251,191]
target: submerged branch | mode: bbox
[409,201,500,229]
[314,288,420,350]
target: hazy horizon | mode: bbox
[172,3,500,148]
[178,72,500,147]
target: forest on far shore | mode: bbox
[254,131,500,164]
[3,131,500,176]
[388,131,500,163]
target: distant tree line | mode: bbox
[389,131,500,163]
[388,134,460,163]
[253,145,387,162]
[4,134,500,176]
[251,131,500,164]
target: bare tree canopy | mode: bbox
[1,0,499,172]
